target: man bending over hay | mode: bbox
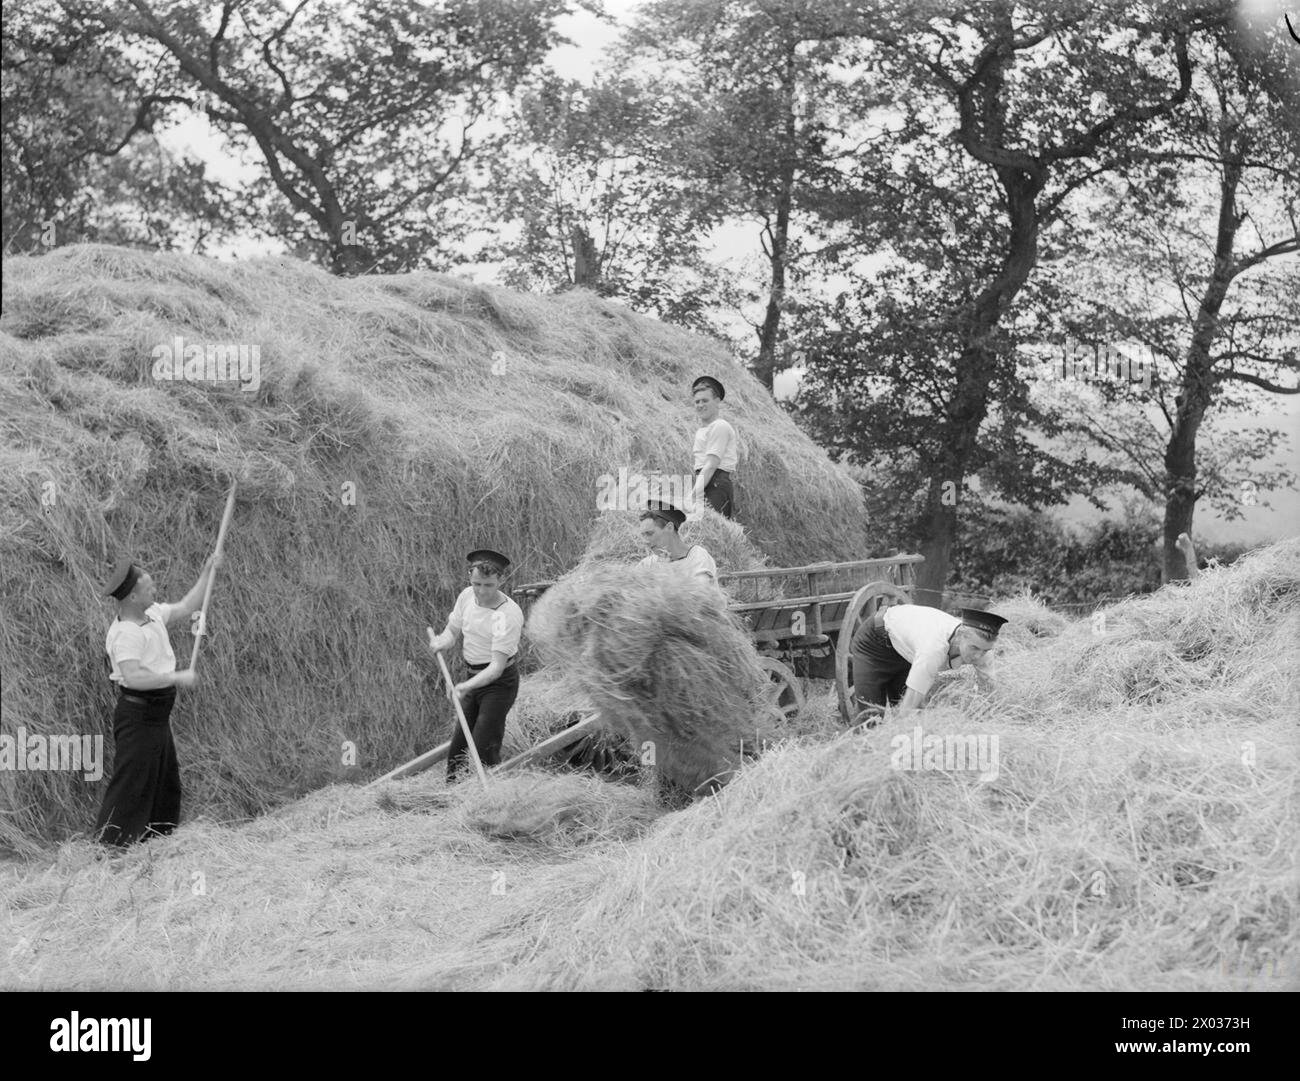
[428,548,525,781]
[96,554,219,846]
[849,605,1007,720]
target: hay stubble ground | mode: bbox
[3,539,1297,991]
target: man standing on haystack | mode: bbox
[638,501,718,586]
[688,375,738,520]
[849,605,1007,720]
[96,554,220,846]
[428,548,525,781]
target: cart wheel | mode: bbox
[757,656,804,724]
[835,581,908,726]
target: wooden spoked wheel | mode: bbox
[835,581,909,725]
[757,655,804,725]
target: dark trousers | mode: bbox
[849,612,912,710]
[447,661,519,781]
[695,467,735,519]
[94,689,182,847]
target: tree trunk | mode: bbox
[1161,420,1202,581]
[754,44,798,394]
[330,241,371,276]
[571,224,601,288]
[754,199,790,393]
[914,470,960,606]
[1161,144,1243,581]
[910,28,1045,606]
[914,165,1041,605]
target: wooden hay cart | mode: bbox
[718,554,922,727]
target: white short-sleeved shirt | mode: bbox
[693,418,738,473]
[447,588,524,665]
[883,605,961,695]
[106,603,176,685]
[639,545,718,586]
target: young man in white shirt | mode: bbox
[637,502,718,586]
[96,553,220,846]
[428,548,525,781]
[689,375,738,520]
[849,604,1007,719]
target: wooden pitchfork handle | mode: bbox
[428,628,489,789]
[187,482,238,672]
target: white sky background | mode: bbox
[154,0,1298,545]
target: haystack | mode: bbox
[527,563,775,799]
[0,244,867,849]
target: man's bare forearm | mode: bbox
[119,667,186,691]
[429,626,458,653]
[894,687,927,714]
[459,660,505,693]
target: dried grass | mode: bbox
[527,563,776,798]
[1,541,1295,990]
[0,244,866,849]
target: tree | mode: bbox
[793,217,1133,605]
[490,74,727,330]
[783,0,1220,598]
[1046,12,1299,580]
[75,0,572,274]
[2,1,231,252]
[1152,16,1298,579]
[630,0,858,390]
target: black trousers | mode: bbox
[94,689,182,847]
[695,467,735,519]
[447,662,519,781]
[849,612,912,709]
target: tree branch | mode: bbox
[1218,370,1300,393]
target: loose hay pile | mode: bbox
[0,244,868,849]
[937,537,1300,721]
[442,538,1299,989]
[1,540,1296,990]
[457,770,658,845]
[528,564,776,799]
[504,506,783,764]
[506,665,593,756]
[986,592,1070,651]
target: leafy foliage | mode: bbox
[2,1,232,252]
[51,0,572,273]
[490,74,727,330]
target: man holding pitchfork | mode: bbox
[95,551,223,846]
[427,548,525,782]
